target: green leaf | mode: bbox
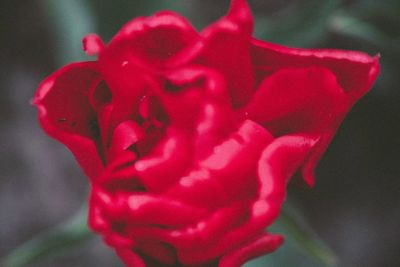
[245,203,338,267]
[1,206,93,267]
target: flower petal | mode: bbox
[219,233,283,267]
[103,11,198,67]
[134,128,190,192]
[97,12,199,133]
[166,120,273,208]
[116,248,146,267]
[175,135,317,264]
[33,62,104,179]
[200,119,273,199]
[167,1,255,107]
[106,193,209,228]
[160,67,237,157]
[82,33,105,56]
[244,66,348,134]
[257,135,319,204]
[134,240,177,266]
[251,39,380,100]
[107,120,143,161]
[227,0,254,34]
[243,66,356,185]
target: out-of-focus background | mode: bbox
[0,0,399,266]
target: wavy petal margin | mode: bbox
[33,62,104,179]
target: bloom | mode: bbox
[33,0,379,266]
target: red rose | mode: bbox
[33,0,379,266]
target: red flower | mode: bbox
[33,0,379,266]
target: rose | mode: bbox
[33,0,379,266]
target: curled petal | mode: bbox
[151,85,204,129]
[107,120,143,161]
[88,197,110,232]
[134,129,190,192]
[87,78,112,112]
[165,168,230,209]
[301,133,333,186]
[32,62,104,179]
[111,193,209,228]
[219,233,283,267]
[176,135,317,265]
[194,101,236,159]
[243,66,353,185]
[243,66,348,135]
[104,232,135,249]
[226,0,254,34]
[96,150,137,185]
[98,12,194,130]
[168,3,255,107]
[96,13,197,134]
[200,119,273,199]
[103,11,198,68]
[174,204,249,249]
[82,33,105,56]
[246,135,318,235]
[166,120,273,208]
[124,203,250,265]
[101,68,155,134]
[97,104,114,152]
[135,241,177,266]
[164,66,229,101]
[159,67,235,138]
[251,39,380,100]
[116,248,146,267]
[257,135,319,203]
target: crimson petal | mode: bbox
[33,62,104,179]
[116,248,146,267]
[243,66,361,186]
[168,0,255,107]
[101,10,198,68]
[219,233,283,267]
[251,39,380,100]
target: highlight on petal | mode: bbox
[33,62,104,179]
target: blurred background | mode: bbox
[0,0,399,266]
